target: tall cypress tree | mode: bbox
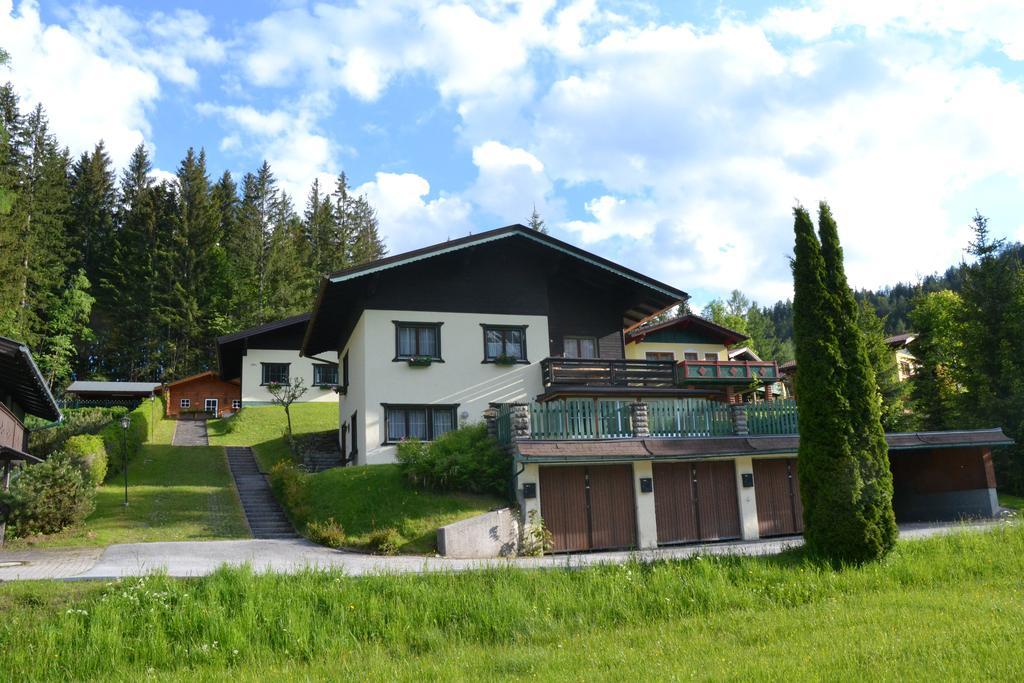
[817,202,897,562]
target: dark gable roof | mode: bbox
[303,224,689,355]
[216,313,311,381]
[625,313,749,346]
[0,336,61,422]
[516,428,1013,463]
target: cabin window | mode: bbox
[704,352,719,361]
[645,351,674,361]
[342,353,349,390]
[394,322,443,360]
[383,404,458,443]
[564,336,598,359]
[261,363,290,385]
[482,325,528,362]
[179,398,190,409]
[313,363,339,386]
[231,400,242,410]
[683,351,699,361]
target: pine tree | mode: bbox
[237,162,279,324]
[795,202,896,564]
[304,178,336,277]
[907,290,965,430]
[856,299,912,431]
[264,193,310,319]
[528,205,547,233]
[349,194,386,265]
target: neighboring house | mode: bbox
[0,336,61,543]
[301,225,1011,555]
[164,372,240,419]
[624,314,781,402]
[65,381,161,408]
[885,332,919,381]
[217,314,339,407]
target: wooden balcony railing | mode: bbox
[676,359,779,385]
[540,357,677,388]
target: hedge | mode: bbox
[27,407,128,459]
[101,404,150,478]
[1,454,95,538]
[63,435,108,488]
[395,423,511,497]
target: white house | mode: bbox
[217,314,339,406]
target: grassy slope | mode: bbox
[7,445,249,549]
[207,403,338,471]
[999,493,1023,510]
[303,465,503,553]
[0,525,1021,680]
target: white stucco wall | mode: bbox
[338,313,368,463]
[342,309,548,465]
[240,348,340,405]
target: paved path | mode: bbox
[225,447,298,539]
[0,520,1008,582]
[0,547,103,581]
[172,419,208,446]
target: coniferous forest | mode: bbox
[0,82,386,390]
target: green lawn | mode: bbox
[6,445,250,549]
[207,403,338,471]
[0,524,1021,680]
[998,492,1023,510]
[298,464,504,553]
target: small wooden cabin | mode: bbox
[164,372,241,419]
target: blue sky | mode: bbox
[4,0,1024,309]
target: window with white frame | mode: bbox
[232,399,241,410]
[704,352,719,361]
[683,351,699,361]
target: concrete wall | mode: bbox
[240,348,339,405]
[436,507,519,558]
[338,313,368,463]
[734,455,760,540]
[632,461,658,549]
[347,309,548,465]
[625,341,727,361]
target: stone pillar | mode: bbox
[630,401,650,438]
[483,404,499,440]
[734,456,760,540]
[632,461,658,549]
[731,403,748,435]
[511,403,531,441]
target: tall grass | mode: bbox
[0,524,1021,680]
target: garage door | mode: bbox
[753,458,804,537]
[539,465,636,553]
[653,461,741,545]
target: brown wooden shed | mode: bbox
[164,371,241,419]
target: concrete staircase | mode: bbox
[225,447,298,539]
[299,430,344,473]
[304,452,343,473]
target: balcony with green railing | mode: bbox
[494,397,799,444]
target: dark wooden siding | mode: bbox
[753,458,803,537]
[694,461,741,540]
[654,461,740,544]
[889,447,995,494]
[588,465,637,550]
[540,464,636,552]
[540,466,590,552]
[0,401,26,452]
[547,276,627,359]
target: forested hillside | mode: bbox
[0,82,386,390]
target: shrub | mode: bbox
[269,461,312,527]
[395,423,511,497]
[1,454,95,538]
[63,434,108,487]
[521,510,554,557]
[27,407,122,458]
[367,527,402,555]
[306,517,346,549]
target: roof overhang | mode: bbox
[216,313,311,380]
[0,336,61,422]
[625,313,749,346]
[0,445,43,465]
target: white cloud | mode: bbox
[355,172,473,253]
[0,0,223,167]
[468,141,552,222]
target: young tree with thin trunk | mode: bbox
[267,378,309,455]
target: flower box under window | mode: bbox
[407,355,434,367]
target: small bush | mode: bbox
[63,434,108,487]
[269,461,312,526]
[306,517,346,549]
[1,454,95,538]
[521,510,554,557]
[395,423,510,497]
[367,527,402,555]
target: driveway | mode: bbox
[0,520,1008,581]
[172,418,208,446]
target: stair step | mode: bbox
[226,445,296,539]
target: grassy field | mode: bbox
[298,464,504,553]
[0,524,1021,680]
[6,445,249,549]
[207,403,338,471]
[999,492,1023,510]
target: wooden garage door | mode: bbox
[753,458,804,537]
[653,461,741,545]
[539,465,636,553]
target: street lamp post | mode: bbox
[120,414,131,507]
